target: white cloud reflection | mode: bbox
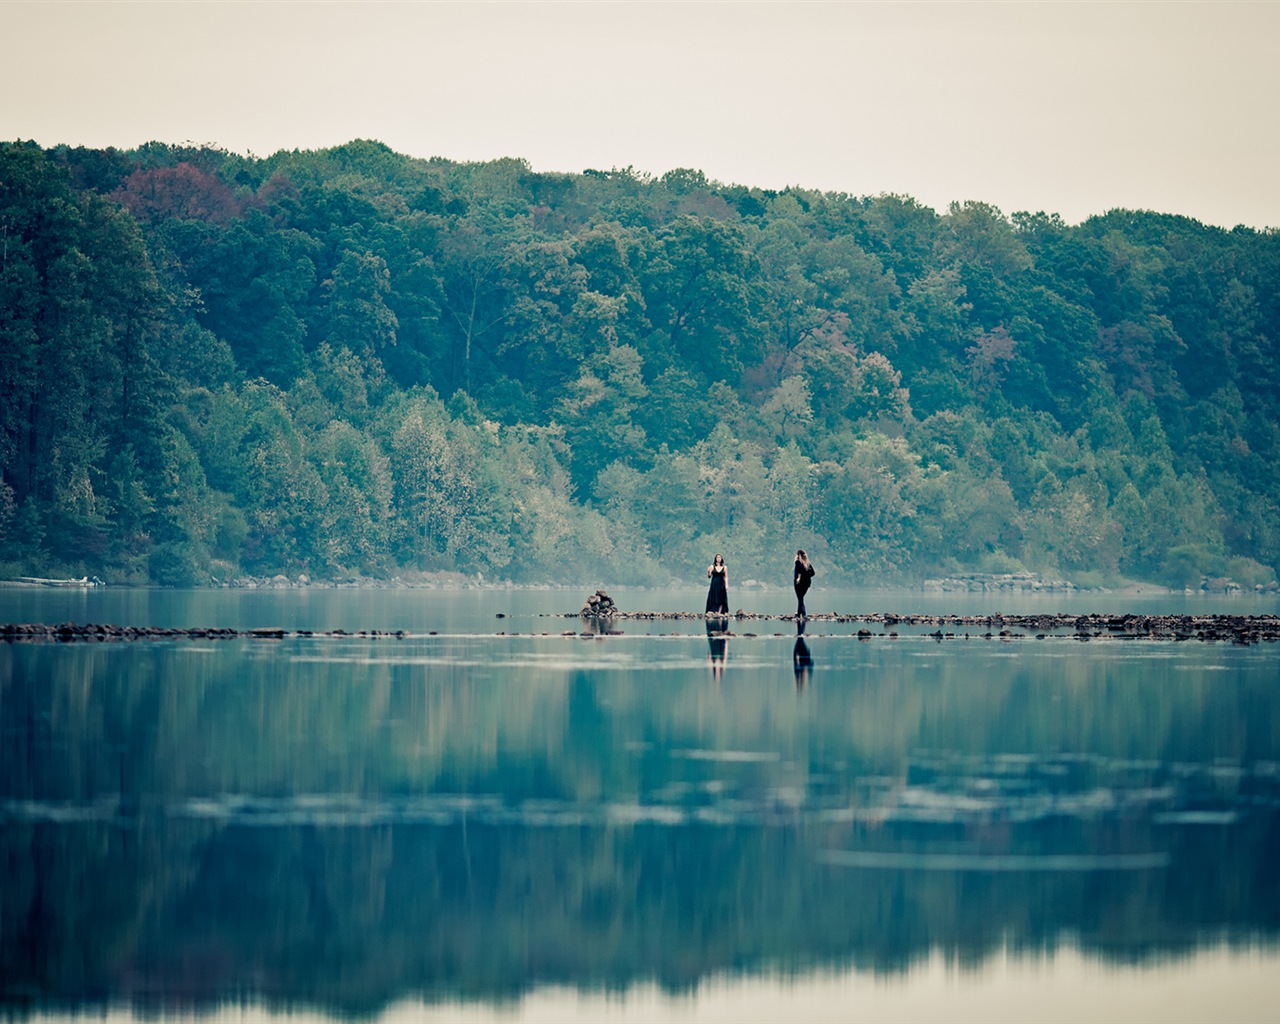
[68,944,1280,1023]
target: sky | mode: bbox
[4,0,1279,229]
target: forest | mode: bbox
[1,138,1278,588]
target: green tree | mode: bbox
[323,249,399,357]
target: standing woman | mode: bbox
[793,549,815,618]
[706,553,729,615]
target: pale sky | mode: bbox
[5,0,1279,228]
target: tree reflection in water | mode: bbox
[2,633,1279,1017]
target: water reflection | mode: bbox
[706,618,728,680]
[2,629,1279,1019]
[792,620,812,690]
[401,947,1280,1024]
[579,614,624,636]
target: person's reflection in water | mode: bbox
[706,619,728,681]
[793,619,813,690]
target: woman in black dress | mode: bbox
[793,549,815,617]
[706,553,729,614]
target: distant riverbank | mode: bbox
[197,569,1279,597]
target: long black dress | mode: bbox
[794,559,815,616]
[706,565,728,614]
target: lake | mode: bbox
[2,586,1279,1022]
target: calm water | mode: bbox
[2,587,1279,1022]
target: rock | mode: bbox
[581,590,620,617]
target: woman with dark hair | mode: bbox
[793,549,815,618]
[706,553,729,615]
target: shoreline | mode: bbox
[4,573,1275,595]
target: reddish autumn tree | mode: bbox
[113,163,241,224]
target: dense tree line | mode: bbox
[2,138,1278,586]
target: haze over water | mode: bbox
[2,587,1279,1022]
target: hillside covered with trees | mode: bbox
[2,139,1278,588]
